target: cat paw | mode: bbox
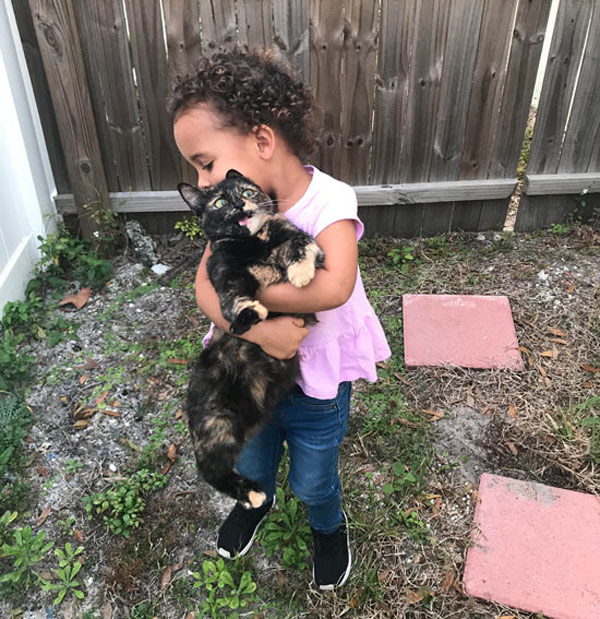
[242,490,267,509]
[230,301,268,335]
[287,243,323,287]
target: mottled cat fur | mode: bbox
[178,170,324,508]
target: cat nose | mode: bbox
[234,199,245,209]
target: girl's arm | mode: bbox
[195,244,309,359]
[257,219,358,313]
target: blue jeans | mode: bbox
[236,381,351,534]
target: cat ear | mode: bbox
[178,183,208,216]
[226,169,244,180]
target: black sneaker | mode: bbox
[216,496,275,559]
[312,511,352,590]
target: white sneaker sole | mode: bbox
[313,510,352,591]
[216,495,276,560]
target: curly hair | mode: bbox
[168,48,318,161]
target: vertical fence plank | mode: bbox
[489,0,552,179]
[339,0,378,185]
[164,0,201,78]
[459,0,517,181]
[125,0,181,190]
[273,0,310,80]
[559,3,600,173]
[370,0,415,185]
[28,0,109,238]
[237,0,272,50]
[429,0,484,183]
[12,0,70,192]
[309,0,345,176]
[401,0,450,184]
[527,0,593,175]
[74,0,151,192]
[199,0,237,55]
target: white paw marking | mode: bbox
[248,490,267,508]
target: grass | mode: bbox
[2,225,599,617]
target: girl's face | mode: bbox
[173,104,273,193]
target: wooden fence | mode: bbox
[13,0,600,237]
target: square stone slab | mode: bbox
[464,473,600,618]
[402,294,524,369]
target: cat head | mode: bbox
[177,170,277,241]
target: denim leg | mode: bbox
[284,382,351,534]
[235,403,285,502]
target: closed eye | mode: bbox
[202,161,214,171]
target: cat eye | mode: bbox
[214,198,227,209]
[242,189,257,199]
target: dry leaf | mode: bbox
[583,381,593,388]
[540,350,553,358]
[405,589,424,604]
[58,287,92,310]
[498,616,517,619]
[73,529,84,543]
[161,461,173,475]
[442,571,455,592]
[175,409,183,419]
[548,337,568,345]
[202,549,217,557]
[167,444,177,461]
[79,374,88,384]
[506,442,518,456]
[96,390,110,404]
[423,409,444,421]
[37,504,51,527]
[566,282,575,294]
[581,364,600,373]
[36,465,48,478]
[508,403,516,419]
[74,357,100,370]
[547,326,567,338]
[276,569,288,586]
[161,566,172,589]
[167,358,187,365]
[101,410,121,418]
[73,419,91,430]
[378,569,392,583]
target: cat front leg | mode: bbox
[287,241,324,287]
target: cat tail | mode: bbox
[189,413,267,509]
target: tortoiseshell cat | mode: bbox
[178,170,324,509]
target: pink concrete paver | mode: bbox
[464,473,600,619]
[402,294,524,369]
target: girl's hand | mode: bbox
[244,316,308,359]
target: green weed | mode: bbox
[41,542,85,605]
[191,557,258,618]
[82,469,167,537]
[175,216,204,242]
[0,526,53,588]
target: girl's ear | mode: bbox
[178,183,208,217]
[252,124,276,160]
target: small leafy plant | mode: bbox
[387,245,416,272]
[175,216,204,241]
[41,542,85,605]
[382,461,421,497]
[258,487,311,571]
[82,469,167,537]
[191,557,257,618]
[0,526,54,587]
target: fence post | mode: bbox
[27,0,110,239]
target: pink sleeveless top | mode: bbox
[204,165,391,399]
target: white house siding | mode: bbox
[0,0,57,315]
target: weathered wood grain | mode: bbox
[370,0,415,184]
[527,0,594,175]
[237,0,272,50]
[28,0,109,238]
[273,0,310,80]
[339,0,378,185]
[559,3,600,174]
[74,0,151,192]
[198,0,237,54]
[12,0,70,192]
[309,0,345,175]
[489,0,552,179]
[124,0,181,189]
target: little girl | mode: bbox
[168,49,390,590]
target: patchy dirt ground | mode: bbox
[1,222,599,618]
